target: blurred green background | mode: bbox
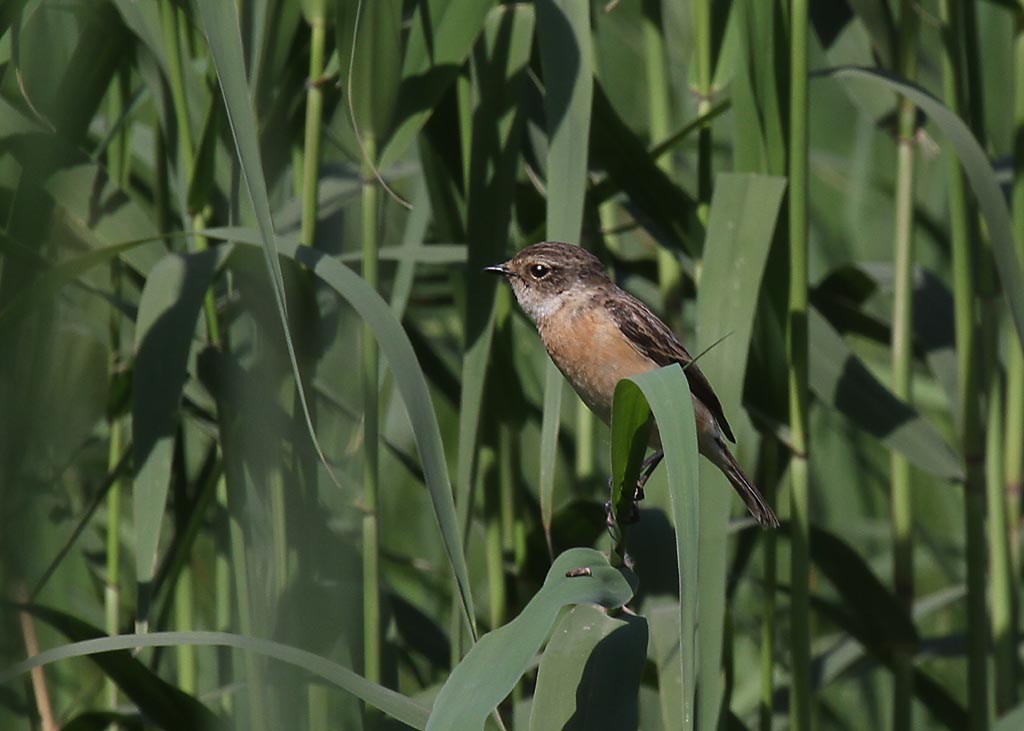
[1,1,1023,730]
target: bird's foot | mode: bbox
[605,498,640,526]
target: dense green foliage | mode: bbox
[1,1,1023,730]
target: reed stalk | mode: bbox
[937,1,989,727]
[361,134,382,692]
[890,2,919,725]
[301,14,326,248]
[692,0,713,229]
[103,67,130,721]
[787,1,812,729]
[641,0,683,322]
[1005,8,1024,593]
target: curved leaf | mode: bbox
[380,0,494,166]
[455,4,535,563]
[809,309,964,480]
[0,623,428,730]
[336,0,402,144]
[613,366,702,731]
[228,239,478,639]
[693,172,786,728]
[426,548,636,731]
[536,0,593,544]
[133,249,227,622]
[194,0,332,492]
[10,605,221,731]
[529,605,648,731]
[819,67,1024,350]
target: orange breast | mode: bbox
[539,304,659,424]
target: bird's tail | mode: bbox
[713,441,780,529]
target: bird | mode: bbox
[485,241,779,528]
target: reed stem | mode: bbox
[890,2,919,725]
[361,134,382,693]
[938,1,989,727]
[642,0,683,323]
[301,15,326,248]
[787,1,812,729]
[1005,10,1024,588]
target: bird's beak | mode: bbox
[483,263,511,276]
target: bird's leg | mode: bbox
[633,450,665,502]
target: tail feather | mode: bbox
[715,443,780,529]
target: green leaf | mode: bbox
[186,90,222,214]
[133,249,228,619]
[335,0,402,145]
[995,702,1024,731]
[229,238,478,642]
[537,0,593,241]
[426,548,636,731]
[809,525,919,655]
[62,711,143,731]
[613,366,701,731]
[819,67,1024,351]
[609,379,653,521]
[590,81,701,255]
[529,605,648,731]
[647,600,684,731]
[195,0,335,509]
[380,0,494,166]
[0,232,159,333]
[809,309,964,481]
[0,626,429,730]
[11,605,221,731]
[539,363,564,551]
[845,0,895,68]
[535,0,593,554]
[693,172,786,728]
[455,3,535,560]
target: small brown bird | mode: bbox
[486,241,779,528]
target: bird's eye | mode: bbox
[529,264,551,279]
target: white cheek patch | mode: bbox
[525,293,564,321]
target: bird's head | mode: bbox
[484,242,609,323]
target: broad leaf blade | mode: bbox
[820,67,1024,351]
[536,0,594,550]
[617,366,701,731]
[0,627,430,730]
[380,0,494,166]
[694,172,786,729]
[529,605,648,731]
[809,309,963,480]
[426,548,636,731]
[14,605,221,731]
[133,250,225,620]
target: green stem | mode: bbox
[161,0,194,180]
[787,1,811,730]
[105,412,122,713]
[174,565,196,694]
[214,475,232,716]
[988,371,1016,712]
[104,75,128,718]
[361,134,382,692]
[227,477,268,731]
[759,441,779,731]
[301,16,327,248]
[642,0,683,322]
[890,3,919,726]
[938,2,988,727]
[693,0,713,228]
[483,446,505,630]
[499,425,516,560]
[1006,11,1024,588]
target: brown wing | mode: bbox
[603,291,736,443]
